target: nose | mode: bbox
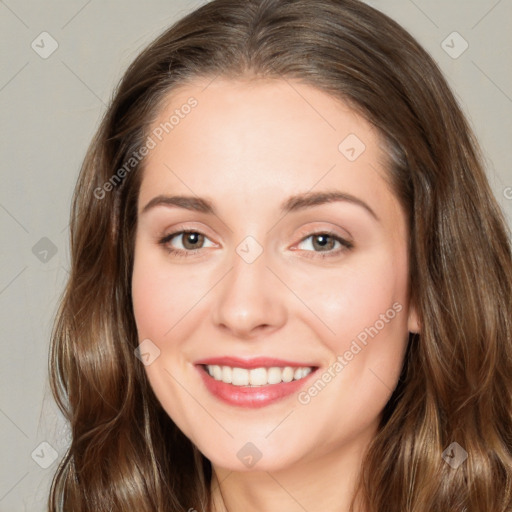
[211,248,288,340]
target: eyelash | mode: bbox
[158,229,353,260]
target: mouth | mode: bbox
[201,364,314,386]
[194,357,318,408]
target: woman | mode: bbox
[48,0,512,510]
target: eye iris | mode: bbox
[183,232,203,250]
[313,234,334,251]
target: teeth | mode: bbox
[232,367,249,386]
[222,366,232,384]
[212,365,223,380]
[205,365,313,386]
[249,367,267,386]
[268,367,282,385]
[282,367,294,382]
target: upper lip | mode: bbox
[194,356,317,369]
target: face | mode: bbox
[131,78,419,472]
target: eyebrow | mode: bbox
[141,190,379,220]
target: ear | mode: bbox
[407,303,420,334]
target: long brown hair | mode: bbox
[48,0,512,510]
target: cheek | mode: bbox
[292,247,410,424]
[296,248,410,350]
[131,246,207,435]
[131,246,207,341]
[132,269,169,342]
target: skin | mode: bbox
[131,78,419,512]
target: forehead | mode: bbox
[138,78,397,221]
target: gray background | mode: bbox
[0,1,510,510]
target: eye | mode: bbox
[158,228,353,259]
[295,231,353,259]
[158,230,216,257]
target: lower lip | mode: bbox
[196,365,317,408]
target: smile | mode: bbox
[195,357,318,408]
[203,364,313,386]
